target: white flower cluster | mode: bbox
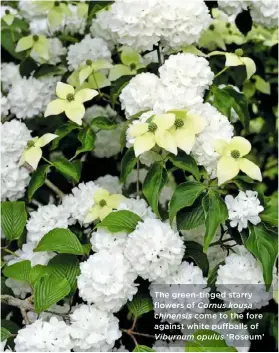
[84,104,117,124]
[7,75,59,120]
[118,197,156,220]
[14,317,73,352]
[225,190,264,231]
[124,218,185,281]
[216,246,275,311]
[91,0,211,51]
[69,304,121,351]
[1,62,21,92]
[90,227,128,253]
[78,249,138,312]
[1,120,31,201]
[67,35,112,70]
[26,204,71,244]
[153,340,184,352]
[218,0,278,28]
[120,54,214,118]
[95,175,123,194]
[93,123,123,159]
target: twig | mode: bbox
[1,295,33,325]
[209,237,234,247]
[215,67,228,78]
[156,44,162,66]
[136,160,140,197]
[44,179,65,198]
[1,248,19,257]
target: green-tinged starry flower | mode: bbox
[15,35,49,61]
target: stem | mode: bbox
[131,317,137,331]
[209,237,234,247]
[156,44,162,66]
[136,160,140,197]
[1,248,19,257]
[92,70,102,97]
[44,179,65,198]
[215,67,228,78]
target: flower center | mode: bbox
[99,199,107,207]
[175,119,184,128]
[231,150,240,159]
[209,24,215,31]
[86,59,92,66]
[66,93,75,102]
[148,122,158,133]
[27,140,35,148]
[226,23,231,28]
[5,9,10,14]
[235,48,243,57]
[130,63,136,71]
[33,35,39,42]
[54,1,60,6]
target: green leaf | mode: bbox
[75,127,96,157]
[253,75,271,95]
[98,210,142,233]
[211,86,233,118]
[28,265,48,285]
[34,275,71,313]
[34,64,65,78]
[89,71,111,89]
[51,123,80,150]
[91,116,117,130]
[169,181,206,224]
[133,346,155,352]
[52,157,81,183]
[245,223,278,290]
[109,64,133,81]
[184,241,209,277]
[260,196,278,227]
[27,164,51,201]
[3,260,31,282]
[19,57,39,78]
[120,47,140,66]
[1,29,25,60]
[110,75,132,107]
[127,294,153,319]
[143,162,168,217]
[186,330,237,352]
[202,190,228,252]
[223,86,250,131]
[47,254,80,293]
[1,201,27,240]
[34,228,85,255]
[168,152,200,181]
[120,148,137,183]
[1,327,12,342]
[177,196,205,231]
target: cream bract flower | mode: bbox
[44,82,98,125]
[214,136,262,185]
[84,188,125,223]
[128,113,177,157]
[19,133,58,170]
[168,110,206,154]
[15,34,49,61]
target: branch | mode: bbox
[1,295,33,325]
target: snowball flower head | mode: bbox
[217,0,249,18]
[1,94,10,117]
[216,246,275,311]
[95,175,123,194]
[84,104,117,124]
[90,228,128,253]
[45,82,98,125]
[84,188,125,223]
[14,317,73,352]
[214,136,262,185]
[225,190,264,231]
[78,249,138,312]
[159,53,214,98]
[124,218,185,281]
[153,340,185,352]
[118,197,156,220]
[67,35,111,70]
[69,304,121,351]
[1,62,20,91]
[26,204,70,244]
[126,112,177,157]
[5,278,31,299]
[119,73,161,117]
[249,0,278,28]
[93,124,123,158]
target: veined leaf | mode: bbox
[1,201,27,240]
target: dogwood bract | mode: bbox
[44,82,98,125]
[15,35,49,61]
[19,133,58,170]
[214,136,262,185]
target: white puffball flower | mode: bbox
[90,228,128,253]
[62,181,101,225]
[1,94,10,117]
[153,340,185,352]
[216,246,275,312]
[84,104,117,124]
[62,4,87,35]
[118,197,156,220]
[69,304,122,351]
[1,63,21,91]
[150,262,209,323]
[191,103,234,178]
[26,303,71,324]
[93,124,123,158]
[249,0,278,28]
[26,204,71,245]
[1,120,32,161]
[124,218,185,281]
[217,0,249,18]
[7,75,59,120]
[67,35,111,70]
[5,278,31,299]
[95,175,123,194]
[160,0,212,50]
[29,17,51,35]
[78,249,138,312]
[119,73,162,118]
[14,317,73,352]
[91,0,162,52]
[158,53,214,98]
[47,38,67,65]
[1,158,30,201]
[4,242,55,267]
[225,190,264,232]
